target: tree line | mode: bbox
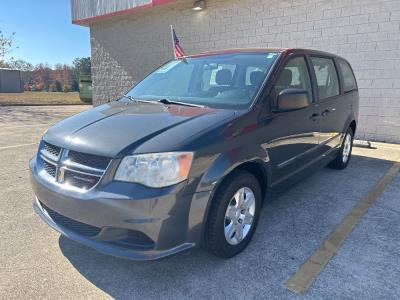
[6,58,91,92]
[1,30,91,93]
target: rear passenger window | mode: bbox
[338,59,357,92]
[311,57,340,100]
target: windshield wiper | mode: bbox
[123,95,205,108]
[122,95,156,104]
[157,98,205,108]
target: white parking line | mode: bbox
[0,143,37,150]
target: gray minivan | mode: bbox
[30,48,359,260]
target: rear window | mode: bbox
[311,57,340,100]
[338,59,357,92]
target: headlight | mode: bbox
[115,152,193,188]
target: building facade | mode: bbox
[0,69,23,93]
[72,0,400,143]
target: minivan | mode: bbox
[30,48,359,260]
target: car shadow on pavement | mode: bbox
[58,154,396,299]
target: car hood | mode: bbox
[43,101,235,157]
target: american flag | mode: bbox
[171,26,185,58]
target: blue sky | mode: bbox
[0,0,90,66]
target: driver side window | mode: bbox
[273,56,312,102]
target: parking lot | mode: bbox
[1,105,400,299]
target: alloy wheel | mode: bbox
[224,187,256,245]
[342,133,352,163]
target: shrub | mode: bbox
[36,82,45,91]
[55,80,62,92]
[71,80,79,92]
[62,84,71,93]
[49,83,57,92]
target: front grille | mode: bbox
[40,201,101,237]
[68,150,110,170]
[43,142,61,158]
[64,170,99,190]
[39,142,110,191]
[43,161,56,178]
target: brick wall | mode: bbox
[89,0,400,143]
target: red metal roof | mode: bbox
[73,0,176,25]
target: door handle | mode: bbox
[309,113,320,121]
[322,109,330,117]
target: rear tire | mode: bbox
[328,127,354,170]
[205,171,261,258]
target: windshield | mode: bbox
[126,52,280,109]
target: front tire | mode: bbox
[328,127,354,170]
[205,171,261,258]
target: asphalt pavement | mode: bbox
[1,105,399,299]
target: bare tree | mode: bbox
[0,30,16,67]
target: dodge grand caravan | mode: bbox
[30,48,359,260]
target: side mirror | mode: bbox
[276,89,310,112]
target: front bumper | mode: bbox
[30,158,212,261]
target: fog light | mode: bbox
[192,0,205,11]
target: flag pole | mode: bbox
[170,25,176,59]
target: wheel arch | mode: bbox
[343,112,357,137]
[229,161,269,203]
[197,148,272,203]
[197,150,271,244]
[349,120,357,135]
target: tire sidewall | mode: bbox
[210,172,262,257]
[341,128,354,167]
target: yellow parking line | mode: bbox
[375,143,400,150]
[285,161,400,294]
[0,143,37,150]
